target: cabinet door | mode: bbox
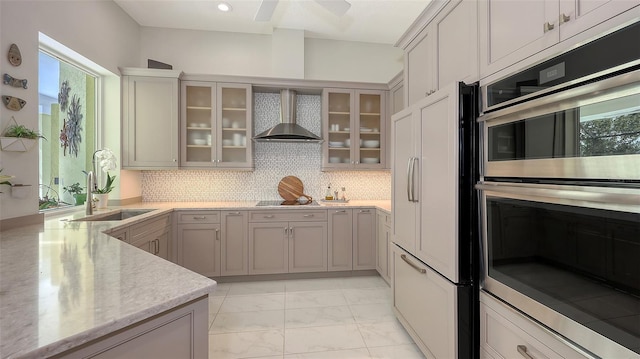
[390,82,404,115]
[248,222,288,274]
[418,83,460,283]
[353,209,376,270]
[391,108,418,253]
[122,75,179,169]
[221,211,249,276]
[217,83,253,168]
[376,211,390,282]
[177,224,220,277]
[155,229,170,260]
[405,28,434,107]
[323,88,355,169]
[328,209,353,271]
[289,221,328,273]
[393,246,457,359]
[181,81,215,167]
[130,236,153,254]
[355,90,386,169]
[558,0,640,40]
[479,0,558,78]
[434,0,479,88]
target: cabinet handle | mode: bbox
[264,215,274,218]
[560,13,571,24]
[215,228,220,240]
[193,216,207,220]
[303,214,314,218]
[406,157,413,201]
[356,161,359,164]
[359,209,370,213]
[228,212,241,216]
[411,157,419,203]
[516,345,534,359]
[400,254,426,274]
[543,22,555,32]
[290,227,294,236]
[335,210,347,213]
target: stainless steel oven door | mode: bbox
[478,68,640,180]
[477,181,640,357]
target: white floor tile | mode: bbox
[357,321,414,348]
[285,278,344,292]
[284,324,366,354]
[219,293,285,313]
[212,283,231,296]
[340,276,389,289]
[209,330,285,359]
[368,344,426,359]
[284,348,371,359]
[343,287,391,305]
[350,303,396,323]
[285,306,355,328]
[210,310,285,334]
[226,280,287,296]
[285,290,347,309]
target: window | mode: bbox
[38,50,98,210]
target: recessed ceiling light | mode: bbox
[217,2,232,12]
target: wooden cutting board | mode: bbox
[278,176,305,201]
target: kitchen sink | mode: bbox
[75,209,157,221]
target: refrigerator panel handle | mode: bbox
[406,157,413,202]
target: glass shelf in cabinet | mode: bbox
[187,106,212,110]
[222,127,247,131]
[222,107,246,111]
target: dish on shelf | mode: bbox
[192,139,207,145]
[361,157,379,164]
[198,123,208,128]
[344,158,351,163]
[360,127,373,132]
[344,127,350,131]
[362,140,380,148]
[222,139,233,146]
[329,141,344,147]
[222,118,230,127]
[329,157,341,163]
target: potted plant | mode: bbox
[91,148,117,209]
[63,182,86,205]
[1,118,47,152]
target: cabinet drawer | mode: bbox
[176,211,220,224]
[249,210,327,222]
[480,292,590,359]
[131,214,171,240]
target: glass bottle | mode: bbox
[325,184,333,200]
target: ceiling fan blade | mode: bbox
[254,0,279,21]
[314,0,351,17]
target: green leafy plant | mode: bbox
[63,182,84,195]
[93,173,115,194]
[3,124,46,140]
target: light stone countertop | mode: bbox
[0,199,390,358]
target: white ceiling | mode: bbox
[113,0,432,45]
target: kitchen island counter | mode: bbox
[0,211,216,359]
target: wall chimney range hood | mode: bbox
[253,89,323,143]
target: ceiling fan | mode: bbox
[254,0,352,21]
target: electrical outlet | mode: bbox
[54,177,59,185]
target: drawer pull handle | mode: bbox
[335,210,346,213]
[543,21,555,32]
[264,215,274,218]
[303,214,314,217]
[517,345,534,359]
[193,216,207,220]
[359,209,370,213]
[228,212,241,215]
[401,254,426,274]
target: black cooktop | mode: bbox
[255,200,318,206]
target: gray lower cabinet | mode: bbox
[376,210,392,283]
[221,211,249,276]
[354,208,376,270]
[176,211,221,277]
[54,297,208,359]
[328,208,354,271]
[248,210,328,275]
[130,214,172,260]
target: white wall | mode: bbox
[0,1,140,220]
[138,26,403,82]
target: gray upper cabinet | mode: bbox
[121,68,183,169]
[181,81,253,169]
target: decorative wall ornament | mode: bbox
[60,94,83,157]
[58,80,71,111]
[2,95,26,111]
[3,74,27,89]
[8,44,22,66]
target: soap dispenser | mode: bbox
[325,183,333,200]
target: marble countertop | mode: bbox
[0,199,390,358]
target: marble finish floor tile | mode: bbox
[340,276,389,289]
[358,321,415,348]
[343,287,392,305]
[211,310,285,334]
[212,283,232,296]
[368,344,426,359]
[350,303,396,323]
[284,348,371,358]
[226,280,287,296]
[209,330,284,359]
[284,324,366,354]
[285,278,343,292]
[285,290,347,309]
[285,306,355,328]
[219,293,285,313]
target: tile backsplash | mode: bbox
[141,93,391,202]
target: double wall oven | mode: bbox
[478,21,640,357]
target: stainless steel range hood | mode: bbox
[253,89,323,143]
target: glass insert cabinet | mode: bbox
[322,88,386,170]
[181,82,253,169]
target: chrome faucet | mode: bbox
[86,170,94,215]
